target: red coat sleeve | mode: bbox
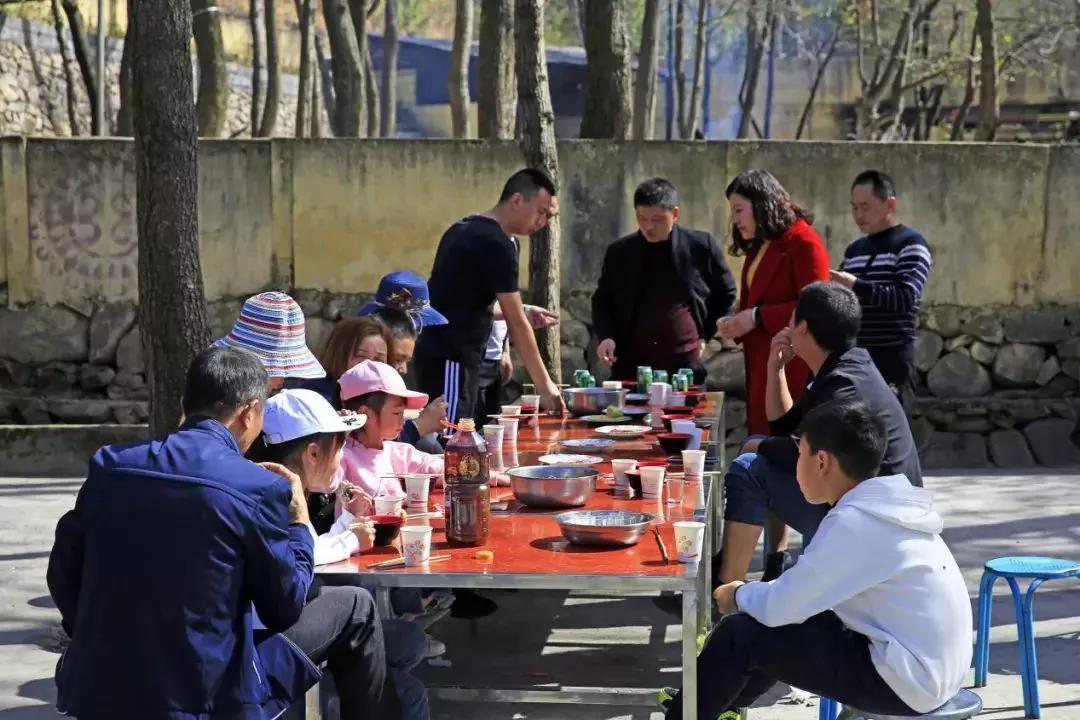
[758,225,830,335]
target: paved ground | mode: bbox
[1,471,1078,719]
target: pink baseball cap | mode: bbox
[338,360,429,411]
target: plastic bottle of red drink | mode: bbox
[444,418,490,545]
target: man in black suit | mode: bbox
[591,178,737,383]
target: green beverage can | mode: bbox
[584,373,596,388]
[674,374,688,392]
[637,366,653,393]
[574,369,588,388]
[654,370,669,384]
[679,368,695,380]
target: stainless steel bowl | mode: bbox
[553,510,656,547]
[508,465,599,508]
[562,387,628,417]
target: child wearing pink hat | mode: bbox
[336,360,444,499]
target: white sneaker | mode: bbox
[424,634,446,658]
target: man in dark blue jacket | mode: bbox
[47,346,399,720]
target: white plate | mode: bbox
[538,454,604,466]
[561,438,616,452]
[595,424,652,439]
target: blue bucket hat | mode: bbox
[356,270,448,330]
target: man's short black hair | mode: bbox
[794,282,861,354]
[852,170,896,201]
[800,400,887,481]
[182,346,268,421]
[498,168,556,204]
[633,177,678,210]
[370,306,417,339]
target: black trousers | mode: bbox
[866,344,915,409]
[283,586,401,720]
[665,611,914,719]
[475,359,504,428]
[414,355,480,427]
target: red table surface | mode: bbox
[318,405,719,582]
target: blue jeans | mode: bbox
[382,619,429,720]
[723,452,830,544]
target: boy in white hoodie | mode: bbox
[663,400,972,719]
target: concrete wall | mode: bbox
[2,136,1078,307]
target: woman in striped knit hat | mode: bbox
[214,292,326,392]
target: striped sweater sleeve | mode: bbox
[847,239,932,314]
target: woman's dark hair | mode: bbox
[370,306,418,340]
[245,431,346,469]
[724,170,814,256]
[320,317,391,380]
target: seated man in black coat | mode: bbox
[592,177,737,384]
[717,281,922,585]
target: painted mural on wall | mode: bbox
[26,142,138,304]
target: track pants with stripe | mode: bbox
[413,356,480,427]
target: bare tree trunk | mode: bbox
[478,0,516,139]
[363,41,380,136]
[116,24,134,135]
[323,0,365,136]
[258,0,280,136]
[674,0,686,137]
[684,0,709,139]
[347,0,373,135]
[380,0,399,137]
[566,0,585,45]
[60,0,99,134]
[950,27,978,141]
[795,20,840,140]
[632,0,661,139]
[130,0,211,437]
[315,34,332,136]
[450,0,473,138]
[49,0,81,136]
[191,0,230,136]
[295,0,312,137]
[736,0,772,139]
[974,0,998,141]
[580,0,633,139]
[250,0,265,134]
[515,0,561,382]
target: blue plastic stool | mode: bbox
[974,556,1080,719]
[833,688,982,719]
[819,697,840,720]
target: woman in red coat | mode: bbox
[717,170,830,438]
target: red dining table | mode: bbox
[317,396,726,720]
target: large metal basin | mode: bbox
[562,387,627,417]
[553,510,655,547]
[508,465,599,509]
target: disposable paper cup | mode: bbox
[673,521,705,563]
[497,416,519,443]
[402,525,433,566]
[682,449,707,479]
[602,380,623,390]
[649,382,671,406]
[520,394,540,412]
[639,465,666,499]
[483,424,505,447]
[671,419,702,451]
[666,393,687,407]
[501,405,523,417]
[610,459,637,492]
[374,495,404,516]
[404,474,431,509]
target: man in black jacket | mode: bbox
[592,178,736,383]
[716,282,922,585]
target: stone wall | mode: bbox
[1,137,1078,467]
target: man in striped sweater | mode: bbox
[830,171,932,405]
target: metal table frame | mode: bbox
[317,471,723,720]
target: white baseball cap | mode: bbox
[262,389,364,445]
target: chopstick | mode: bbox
[367,553,452,570]
[652,527,671,563]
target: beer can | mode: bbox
[654,370,669,384]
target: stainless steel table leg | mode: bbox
[376,587,392,618]
[682,589,699,720]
